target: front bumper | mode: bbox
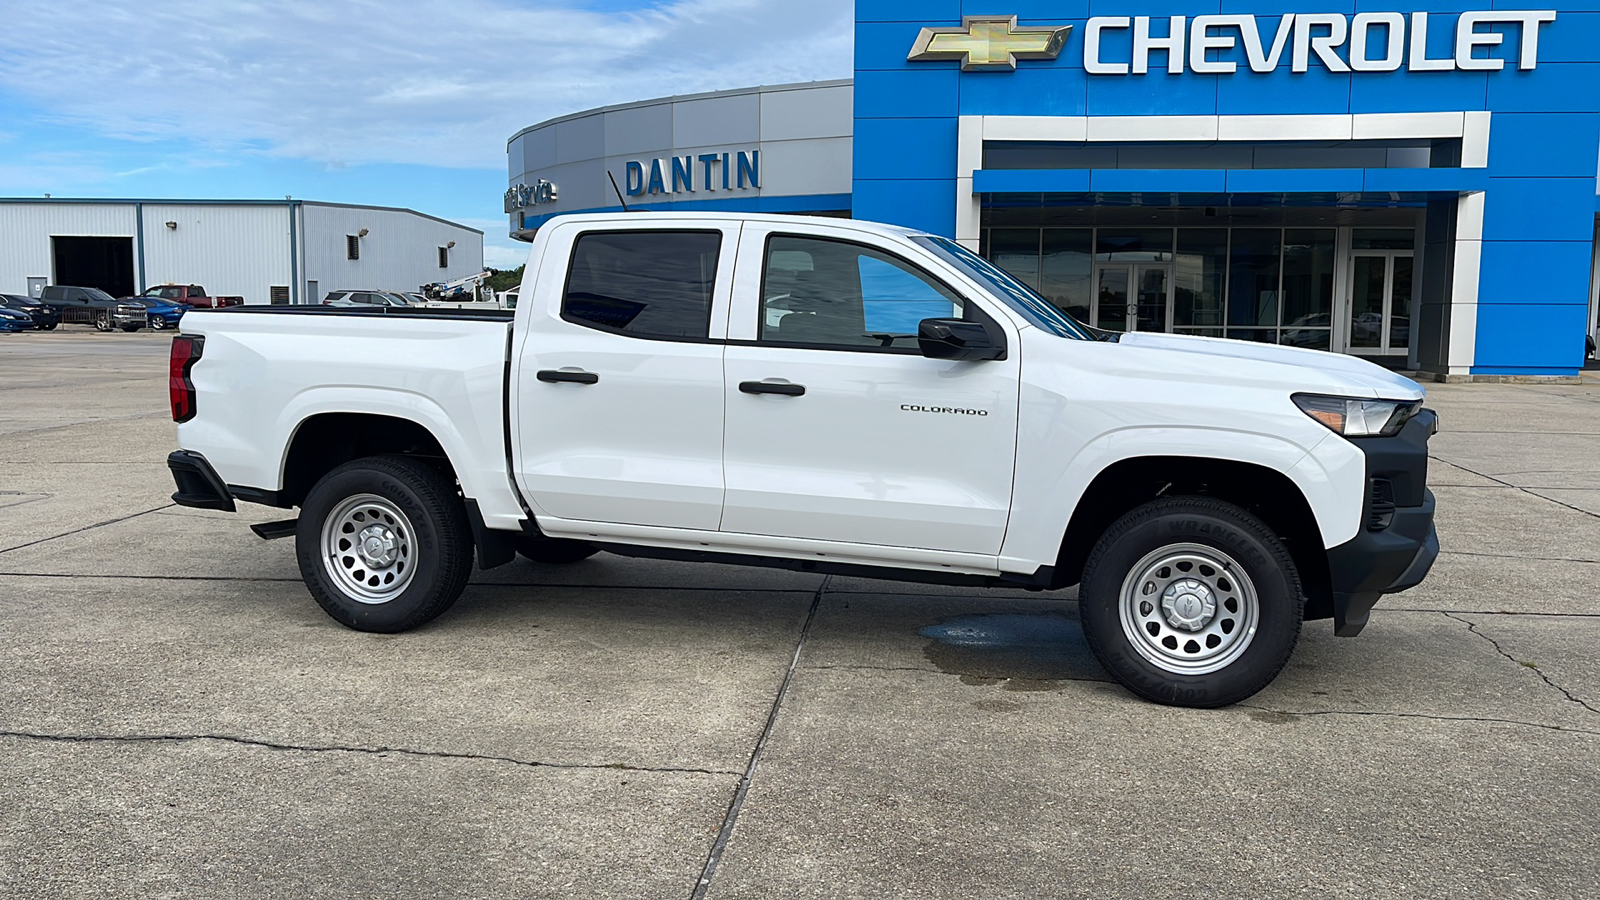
[1324,409,1439,636]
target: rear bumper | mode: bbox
[1324,409,1439,637]
[167,450,236,512]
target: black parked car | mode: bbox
[38,285,144,331]
[0,294,61,330]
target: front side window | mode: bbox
[760,236,962,351]
[562,230,720,339]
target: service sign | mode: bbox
[908,12,1557,74]
[504,180,558,213]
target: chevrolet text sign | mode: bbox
[909,12,1557,74]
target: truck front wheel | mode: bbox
[295,455,473,633]
[1079,497,1304,708]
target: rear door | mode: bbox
[720,225,1022,554]
[511,221,735,531]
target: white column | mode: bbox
[1446,191,1484,374]
[955,116,984,250]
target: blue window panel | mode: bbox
[1488,113,1600,177]
[1088,72,1219,116]
[1506,11,1600,64]
[973,169,1093,192]
[853,179,957,235]
[1349,70,1487,114]
[1487,62,1600,112]
[855,119,959,180]
[1481,179,1596,241]
[1090,169,1228,192]
[959,66,1088,116]
[1217,67,1350,115]
[1476,240,1594,305]
[1225,169,1366,192]
[1361,169,1489,191]
[859,0,961,22]
[857,22,951,71]
[1473,302,1590,371]
[855,69,961,119]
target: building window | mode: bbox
[269,285,289,305]
[346,235,359,260]
[438,246,449,268]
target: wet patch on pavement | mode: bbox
[920,612,1107,688]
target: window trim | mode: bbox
[754,232,984,356]
[558,228,724,343]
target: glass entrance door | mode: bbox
[1094,264,1170,332]
[1345,252,1413,354]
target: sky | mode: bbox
[0,0,854,268]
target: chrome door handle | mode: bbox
[739,380,805,396]
[537,369,599,385]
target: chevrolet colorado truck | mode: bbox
[165,212,1438,707]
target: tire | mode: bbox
[295,455,473,633]
[149,317,168,331]
[1078,497,1304,708]
[515,535,600,565]
[42,323,58,330]
[94,313,112,332]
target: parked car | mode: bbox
[39,285,144,330]
[167,211,1438,709]
[0,305,34,333]
[321,290,416,308]
[0,294,61,330]
[402,292,430,306]
[140,284,244,309]
[111,297,188,331]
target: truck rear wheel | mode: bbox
[1079,497,1304,708]
[295,455,473,633]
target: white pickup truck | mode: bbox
[166,212,1437,707]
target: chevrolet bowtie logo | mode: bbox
[907,16,1072,72]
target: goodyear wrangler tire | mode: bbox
[1079,497,1304,708]
[296,455,473,633]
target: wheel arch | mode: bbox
[1051,455,1333,620]
[280,412,457,508]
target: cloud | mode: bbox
[0,0,853,171]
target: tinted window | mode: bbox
[760,236,961,351]
[562,230,720,339]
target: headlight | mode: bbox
[1293,394,1422,437]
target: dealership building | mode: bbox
[0,199,485,305]
[507,2,1600,379]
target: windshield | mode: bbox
[83,288,117,302]
[912,235,1092,340]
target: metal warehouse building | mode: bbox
[507,3,1600,380]
[0,198,484,305]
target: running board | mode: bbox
[250,519,298,541]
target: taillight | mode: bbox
[170,334,204,423]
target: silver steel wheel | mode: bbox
[320,493,418,604]
[1118,542,1260,676]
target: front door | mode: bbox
[1344,252,1413,354]
[1093,264,1171,332]
[512,222,735,531]
[720,227,1021,555]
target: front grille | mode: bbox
[1368,478,1396,532]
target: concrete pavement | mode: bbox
[0,329,1595,898]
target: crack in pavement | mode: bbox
[1431,458,1600,521]
[802,662,1116,685]
[690,575,827,900]
[0,504,174,555]
[1386,606,1600,619]
[0,729,740,777]
[1441,548,1600,564]
[1443,612,1600,716]
[1236,704,1600,737]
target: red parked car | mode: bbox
[141,284,244,309]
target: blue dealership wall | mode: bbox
[855,0,1600,374]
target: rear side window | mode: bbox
[562,230,720,340]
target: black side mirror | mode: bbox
[917,317,1005,361]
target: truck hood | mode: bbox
[1114,331,1425,400]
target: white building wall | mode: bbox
[0,203,138,295]
[140,204,293,305]
[300,203,484,302]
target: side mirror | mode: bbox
[917,317,1006,361]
